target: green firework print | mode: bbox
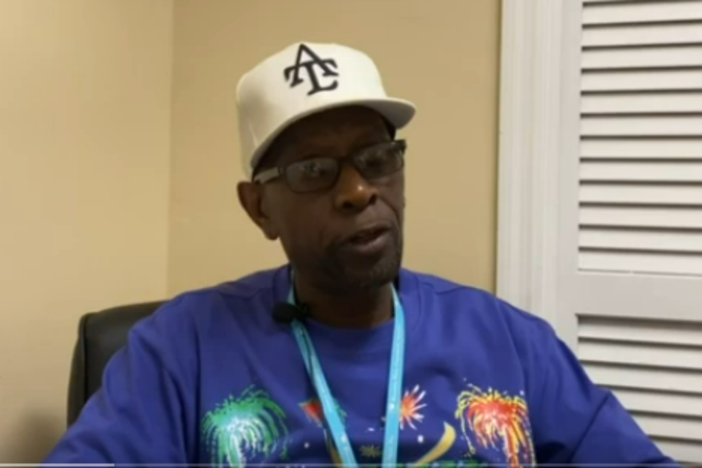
[202,386,289,468]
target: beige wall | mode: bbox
[0,0,173,461]
[169,0,500,295]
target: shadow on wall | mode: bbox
[12,411,64,462]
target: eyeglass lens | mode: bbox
[285,142,405,193]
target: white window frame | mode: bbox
[496,0,583,349]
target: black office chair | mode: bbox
[66,300,165,426]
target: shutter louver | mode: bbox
[578,316,702,463]
[579,0,702,277]
[577,0,702,462]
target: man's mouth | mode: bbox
[340,224,393,256]
[348,226,388,245]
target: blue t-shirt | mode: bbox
[44,266,679,467]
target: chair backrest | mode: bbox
[67,300,165,426]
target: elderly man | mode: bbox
[44,42,679,467]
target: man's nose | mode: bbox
[332,164,378,212]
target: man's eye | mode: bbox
[365,153,387,167]
[359,150,391,169]
[299,160,330,178]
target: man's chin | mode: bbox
[335,252,402,292]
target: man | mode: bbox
[44,42,679,467]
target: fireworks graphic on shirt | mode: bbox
[299,398,347,426]
[360,445,382,459]
[300,398,325,426]
[201,386,289,468]
[299,398,347,467]
[455,384,535,468]
[400,384,427,429]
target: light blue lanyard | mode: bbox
[287,285,406,468]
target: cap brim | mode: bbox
[246,97,416,178]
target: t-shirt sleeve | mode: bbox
[502,302,682,466]
[42,295,199,464]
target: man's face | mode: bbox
[238,106,405,293]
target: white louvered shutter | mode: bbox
[563,0,702,463]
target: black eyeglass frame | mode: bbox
[252,139,407,193]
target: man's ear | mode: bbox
[237,182,279,241]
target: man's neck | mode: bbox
[293,275,394,329]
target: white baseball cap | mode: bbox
[235,42,416,178]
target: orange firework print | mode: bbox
[455,385,535,468]
[300,399,324,426]
[299,398,346,427]
[400,384,427,429]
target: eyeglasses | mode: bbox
[253,139,407,194]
